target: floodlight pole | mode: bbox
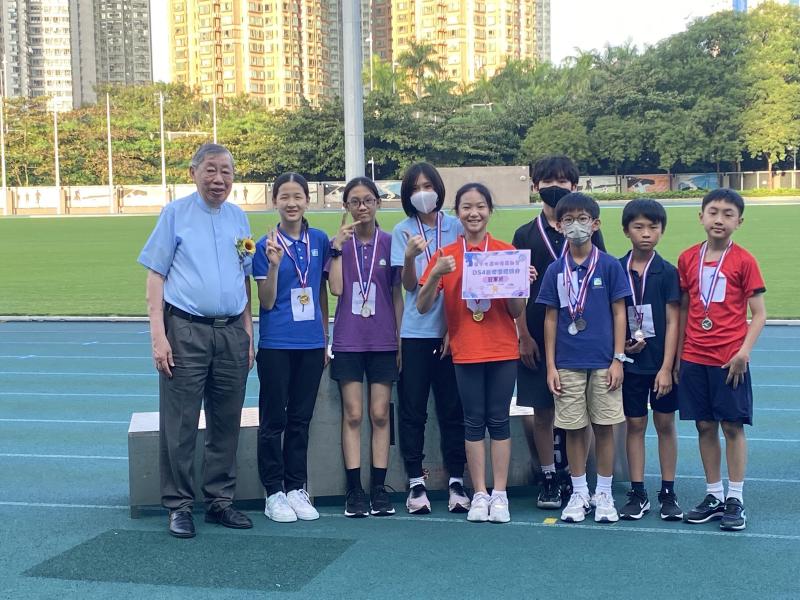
[342,0,365,180]
[159,92,167,203]
[212,95,217,144]
[53,109,61,214]
[106,92,114,213]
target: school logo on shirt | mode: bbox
[379,259,387,266]
[311,248,319,257]
[592,277,604,288]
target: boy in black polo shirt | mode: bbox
[513,156,605,509]
[617,200,683,521]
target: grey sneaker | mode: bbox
[448,481,471,513]
[405,484,431,514]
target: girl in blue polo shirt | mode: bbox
[253,172,330,524]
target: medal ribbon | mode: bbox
[353,225,380,305]
[276,227,310,288]
[626,251,655,328]
[563,244,599,321]
[415,212,442,264]
[536,214,566,261]
[698,241,732,316]
[462,234,490,314]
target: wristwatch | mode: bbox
[613,352,633,364]
[329,244,343,258]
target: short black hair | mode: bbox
[400,162,446,216]
[622,199,668,231]
[702,188,745,216]
[531,156,580,186]
[342,176,381,205]
[454,182,494,212]
[555,192,599,221]
[273,172,309,201]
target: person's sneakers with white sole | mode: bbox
[720,497,746,531]
[488,495,510,523]
[618,488,650,520]
[592,491,619,523]
[264,491,297,522]
[448,481,471,513]
[286,488,319,521]
[684,494,725,524]
[344,487,370,518]
[467,492,490,522]
[560,491,591,523]
[405,484,431,514]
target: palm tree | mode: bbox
[395,41,443,99]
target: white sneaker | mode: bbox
[264,491,297,523]
[592,491,619,523]
[488,494,511,523]
[561,491,591,523]
[286,489,320,521]
[467,492,490,522]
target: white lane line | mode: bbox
[646,473,800,484]
[0,392,157,397]
[757,407,800,412]
[0,453,127,460]
[0,501,128,510]
[0,355,149,360]
[0,341,148,346]
[0,371,260,378]
[0,418,129,425]
[316,513,800,541]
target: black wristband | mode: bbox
[329,245,343,258]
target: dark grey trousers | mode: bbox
[159,311,250,511]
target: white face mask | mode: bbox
[410,190,438,214]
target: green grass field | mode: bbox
[0,204,796,317]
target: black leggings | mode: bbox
[453,360,517,442]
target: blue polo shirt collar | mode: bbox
[566,245,598,270]
[622,250,665,274]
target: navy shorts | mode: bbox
[330,350,399,384]
[622,371,678,418]
[677,359,753,425]
[516,360,554,409]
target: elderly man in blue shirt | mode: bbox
[139,143,255,538]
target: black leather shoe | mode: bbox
[168,510,196,538]
[205,506,253,529]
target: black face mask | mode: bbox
[538,186,572,208]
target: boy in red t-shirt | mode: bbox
[676,189,766,532]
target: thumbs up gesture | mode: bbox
[431,249,457,277]
[402,230,432,259]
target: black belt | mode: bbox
[165,303,242,327]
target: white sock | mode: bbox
[541,463,556,474]
[571,474,589,497]
[727,480,744,502]
[409,476,425,489]
[491,489,507,501]
[707,480,724,502]
[449,477,463,487]
[595,474,613,497]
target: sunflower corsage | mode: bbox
[235,236,256,261]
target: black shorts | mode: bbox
[677,359,753,425]
[330,350,399,384]
[516,360,554,409]
[622,371,678,418]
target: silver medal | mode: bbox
[361,304,372,318]
[701,317,713,331]
[633,329,645,342]
[574,318,587,332]
[568,321,579,336]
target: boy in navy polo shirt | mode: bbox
[617,200,683,521]
[536,193,630,523]
[677,189,766,531]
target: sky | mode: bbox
[150,0,718,82]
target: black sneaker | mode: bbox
[720,497,746,531]
[537,472,562,509]
[658,489,684,521]
[556,468,572,504]
[344,487,370,518]
[619,488,650,520]
[370,485,396,516]
[684,494,725,524]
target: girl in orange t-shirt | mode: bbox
[417,182,535,524]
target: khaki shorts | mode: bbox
[554,368,625,430]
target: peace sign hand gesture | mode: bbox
[266,229,284,267]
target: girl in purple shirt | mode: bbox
[328,177,403,518]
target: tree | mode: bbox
[518,113,591,166]
[590,115,643,176]
[395,41,443,99]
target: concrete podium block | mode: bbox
[128,369,629,517]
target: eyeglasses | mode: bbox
[346,197,377,208]
[560,214,594,226]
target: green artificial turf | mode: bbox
[0,204,795,317]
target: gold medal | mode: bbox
[472,310,484,322]
[298,293,310,305]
